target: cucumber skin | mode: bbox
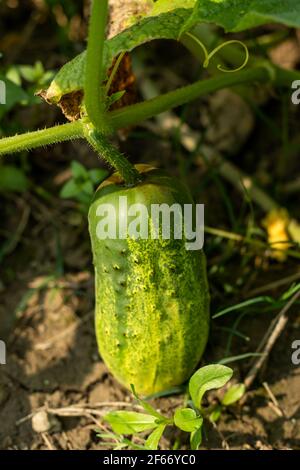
[89,167,210,395]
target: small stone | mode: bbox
[243,444,252,450]
[32,411,61,434]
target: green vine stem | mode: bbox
[0,121,83,156]
[83,122,141,187]
[0,65,299,157]
[83,0,141,185]
[85,0,110,134]
[109,66,271,129]
[105,52,126,96]
[275,66,300,87]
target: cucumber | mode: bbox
[89,165,210,395]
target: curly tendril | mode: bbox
[184,32,249,73]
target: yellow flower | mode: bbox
[262,209,291,261]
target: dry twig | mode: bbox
[244,290,300,389]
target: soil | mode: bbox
[1,0,300,451]
[0,137,299,450]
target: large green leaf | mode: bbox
[45,9,190,104]
[151,0,196,15]
[45,0,300,106]
[183,0,300,34]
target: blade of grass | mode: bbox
[213,296,275,320]
[218,353,263,365]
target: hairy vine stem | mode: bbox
[83,122,141,186]
[0,64,299,157]
[0,121,83,156]
[84,0,110,134]
[109,66,271,129]
[83,0,142,185]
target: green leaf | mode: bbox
[19,62,44,83]
[44,0,300,106]
[190,426,202,450]
[104,411,157,435]
[280,282,300,301]
[222,383,246,406]
[0,75,27,118]
[106,90,126,108]
[174,408,203,432]
[145,424,166,450]
[60,179,79,199]
[189,364,233,409]
[80,179,94,195]
[45,9,190,104]
[88,168,109,184]
[6,67,22,86]
[76,193,92,207]
[183,0,300,34]
[71,160,89,180]
[209,404,222,423]
[0,165,29,192]
[151,0,196,15]
[130,385,167,421]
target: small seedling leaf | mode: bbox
[222,383,246,406]
[104,411,157,435]
[60,179,79,199]
[130,384,167,421]
[0,165,29,192]
[71,161,89,180]
[0,75,27,118]
[174,408,203,432]
[80,179,94,195]
[145,424,166,450]
[189,364,233,409]
[209,405,222,423]
[190,426,202,450]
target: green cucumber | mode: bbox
[88,165,210,395]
